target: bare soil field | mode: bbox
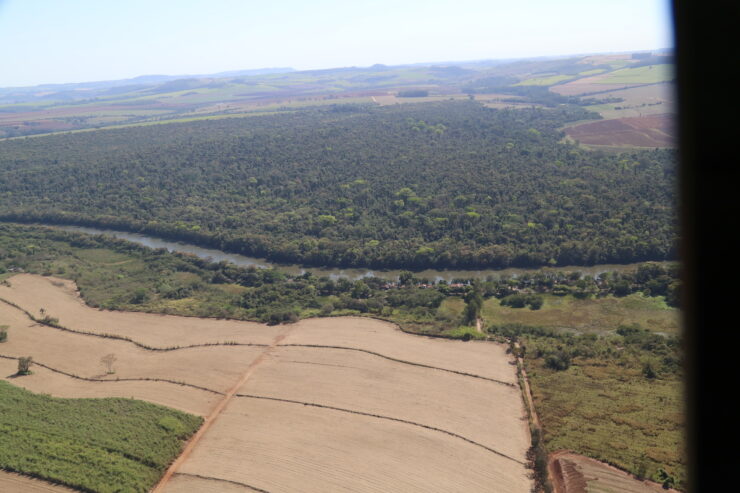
[0,358,218,416]
[0,302,266,396]
[238,345,528,459]
[1,274,531,492]
[173,398,530,493]
[564,114,674,148]
[549,451,679,493]
[0,471,79,493]
[0,274,283,347]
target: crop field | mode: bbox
[0,274,531,492]
[584,83,675,119]
[564,113,675,148]
[596,65,674,85]
[0,380,202,493]
[514,74,574,86]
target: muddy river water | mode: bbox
[56,225,664,281]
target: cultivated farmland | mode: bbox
[0,274,531,492]
[564,114,675,148]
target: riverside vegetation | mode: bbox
[0,223,683,489]
[0,101,677,270]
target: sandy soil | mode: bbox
[238,345,528,459]
[0,303,266,395]
[1,274,531,492]
[549,451,679,493]
[0,274,283,347]
[0,359,218,416]
[279,316,517,383]
[0,471,79,493]
[165,473,263,492]
[172,398,531,493]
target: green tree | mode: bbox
[17,356,33,375]
[462,282,483,325]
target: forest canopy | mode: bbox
[0,101,677,269]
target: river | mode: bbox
[55,225,662,281]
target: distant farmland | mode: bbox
[564,114,675,149]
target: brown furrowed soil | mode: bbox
[564,114,674,148]
[1,274,531,492]
[174,398,530,493]
[279,316,518,383]
[0,274,282,347]
[237,345,528,459]
[549,451,679,493]
[0,471,80,493]
[0,302,266,398]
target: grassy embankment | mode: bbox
[0,381,201,493]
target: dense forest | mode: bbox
[0,101,677,269]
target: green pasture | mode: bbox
[482,293,679,335]
[514,74,574,86]
[596,64,674,85]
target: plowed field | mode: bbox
[0,471,79,493]
[549,451,680,493]
[564,114,674,148]
[1,274,531,492]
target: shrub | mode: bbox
[0,325,7,342]
[544,350,571,371]
[501,294,528,308]
[17,356,33,375]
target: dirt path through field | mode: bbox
[151,329,293,493]
[515,342,540,429]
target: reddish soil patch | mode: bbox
[548,451,679,493]
[565,114,675,147]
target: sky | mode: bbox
[0,0,673,87]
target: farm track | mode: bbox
[173,473,271,493]
[0,297,512,387]
[151,331,292,493]
[236,393,526,465]
[0,353,223,395]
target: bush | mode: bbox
[544,350,571,371]
[17,356,33,375]
[501,293,528,308]
[0,325,7,343]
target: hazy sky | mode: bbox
[0,0,673,87]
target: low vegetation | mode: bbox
[490,323,684,489]
[0,381,202,492]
